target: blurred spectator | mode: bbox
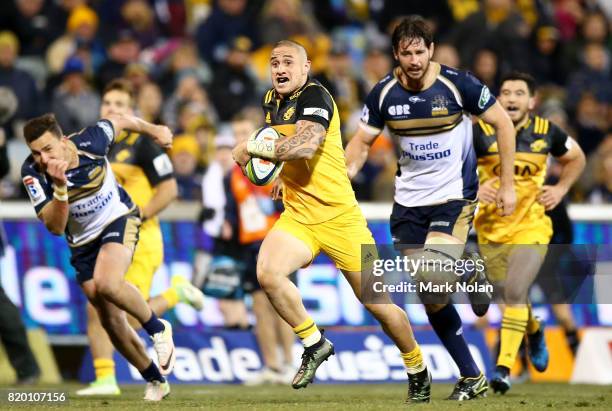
[566,42,612,112]
[0,31,43,138]
[572,92,608,156]
[51,56,101,134]
[170,133,202,200]
[162,72,217,131]
[449,0,531,72]
[563,10,610,67]
[207,36,257,122]
[529,25,568,86]
[46,5,104,77]
[258,0,317,45]
[119,0,160,49]
[471,48,500,95]
[124,62,151,94]
[136,81,163,123]
[96,30,141,91]
[361,45,393,90]
[587,134,612,204]
[553,0,585,41]
[0,0,65,56]
[375,0,454,39]
[433,43,461,69]
[159,40,211,95]
[194,117,217,171]
[315,42,366,137]
[195,0,259,66]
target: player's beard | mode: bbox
[399,60,429,90]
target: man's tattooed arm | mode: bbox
[275,120,326,161]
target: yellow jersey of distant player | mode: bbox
[107,131,174,253]
[473,115,571,243]
[261,78,357,224]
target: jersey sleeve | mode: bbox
[458,71,496,115]
[295,86,334,129]
[72,119,116,156]
[137,136,174,186]
[21,159,54,215]
[548,122,571,158]
[359,84,385,134]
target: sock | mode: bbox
[161,288,179,309]
[293,317,322,348]
[401,345,426,374]
[526,305,540,335]
[565,329,579,355]
[498,306,529,369]
[427,304,480,377]
[140,361,165,383]
[94,358,116,382]
[142,312,165,336]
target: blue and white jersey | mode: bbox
[360,63,495,207]
[21,120,135,246]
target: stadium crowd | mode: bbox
[0,0,610,204]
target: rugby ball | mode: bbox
[246,127,284,186]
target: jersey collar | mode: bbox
[515,116,532,132]
[278,77,311,101]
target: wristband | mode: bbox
[247,138,276,160]
[53,191,68,202]
[52,184,68,201]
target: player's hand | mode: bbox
[232,141,251,167]
[537,184,566,211]
[221,221,232,240]
[271,179,283,200]
[478,177,498,205]
[46,159,68,186]
[496,183,516,216]
[152,125,173,149]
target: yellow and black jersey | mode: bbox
[473,115,571,243]
[262,78,357,224]
[107,131,174,252]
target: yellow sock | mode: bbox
[293,317,322,347]
[498,306,529,369]
[526,304,540,335]
[161,288,179,309]
[94,358,115,380]
[401,345,426,374]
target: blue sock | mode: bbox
[140,361,165,383]
[427,304,480,378]
[142,312,165,336]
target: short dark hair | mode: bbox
[392,15,434,51]
[103,78,135,105]
[500,71,537,96]
[23,113,63,144]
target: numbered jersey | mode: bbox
[21,120,135,246]
[473,115,571,243]
[261,78,357,224]
[107,131,174,253]
[360,63,495,207]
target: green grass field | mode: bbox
[2,383,611,410]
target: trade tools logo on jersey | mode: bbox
[431,95,449,116]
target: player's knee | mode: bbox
[256,259,282,291]
[503,285,527,305]
[94,277,121,300]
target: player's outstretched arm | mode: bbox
[345,127,379,180]
[480,101,516,216]
[105,114,173,149]
[38,159,69,235]
[247,120,326,162]
[538,139,585,210]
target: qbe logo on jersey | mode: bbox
[23,176,46,206]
